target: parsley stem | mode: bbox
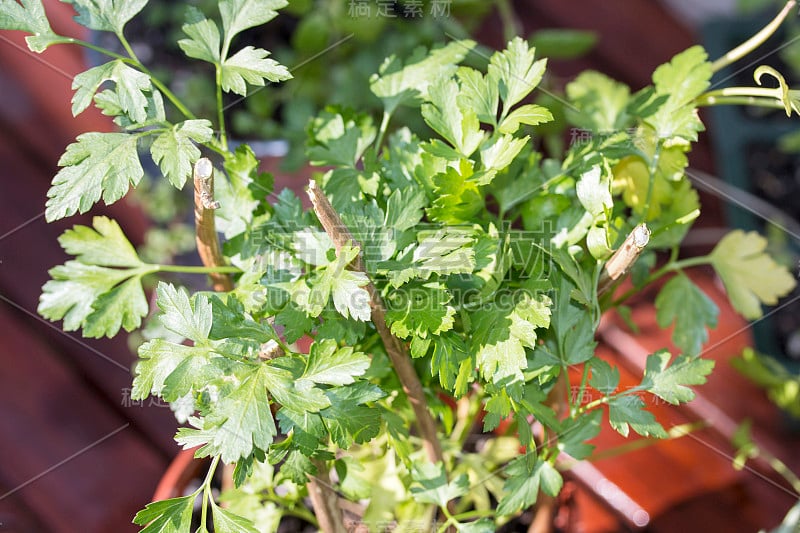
[711,0,797,72]
[374,110,392,154]
[200,456,220,528]
[153,264,241,274]
[695,94,788,110]
[215,65,228,151]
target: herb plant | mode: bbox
[3,0,799,531]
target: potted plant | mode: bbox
[3,0,799,530]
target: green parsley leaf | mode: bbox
[640,351,714,404]
[319,383,384,448]
[370,40,476,113]
[385,187,426,232]
[426,165,484,224]
[488,37,547,110]
[385,282,456,339]
[589,359,620,395]
[66,0,147,34]
[211,502,259,533]
[132,340,212,401]
[150,120,214,188]
[457,66,499,126]
[709,230,797,319]
[645,46,712,141]
[307,109,376,167]
[132,494,195,532]
[195,364,277,463]
[608,395,667,438]
[298,339,371,387]
[221,46,291,96]
[566,71,630,132]
[422,76,484,157]
[557,410,602,460]
[410,462,469,507]
[497,455,561,515]
[219,0,285,53]
[655,274,719,356]
[71,60,153,122]
[38,217,149,337]
[497,104,553,135]
[58,215,142,267]
[274,303,314,344]
[178,15,221,64]
[472,293,551,384]
[156,283,212,341]
[0,0,60,52]
[45,132,144,221]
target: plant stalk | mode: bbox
[306,458,347,533]
[711,0,798,72]
[193,158,234,292]
[307,180,445,465]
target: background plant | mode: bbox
[1,0,798,531]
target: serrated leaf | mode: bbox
[557,410,601,459]
[422,76,484,157]
[221,46,291,96]
[496,455,550,516]
[472,293,551,384]
[38,217,149,337]
[655,274,719,356]
[319,383,384,448]
[151,120,214,188]
[294,245,371,321]
[274,304,314,344]
[178,15,220,63]
[39,262,130,332]
[479,134,529,180]
[132,339,211,401]
[709,230,797,320]
[410,462,468,507]
[133,494,195,533]
[608,395,667,438]
[645,46,712,141]
[262,364,330,413]
[640,351,714,405]
[431,333,470,392]
[46,132,143,221]
[385,187,426,232]
[307,109,376,168]
[219,0,285,51]
[72,60,152,122]
[156,283,212,341]
[211,503,259,533]
[489,37,547,110]
[59,216,143,267]
[298,339,370,387]
[498,104,553,134]
[83,276,147,337]
[426,165,483,224]
[0,0,60,52]
[67,0,147,34]
[457,66,498,126]
[202,364,277,463]
[566,70,630,132]
[370,40,475,113]
[385,282,456,339]
[385,227,476,286]
[589,359,620,395]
